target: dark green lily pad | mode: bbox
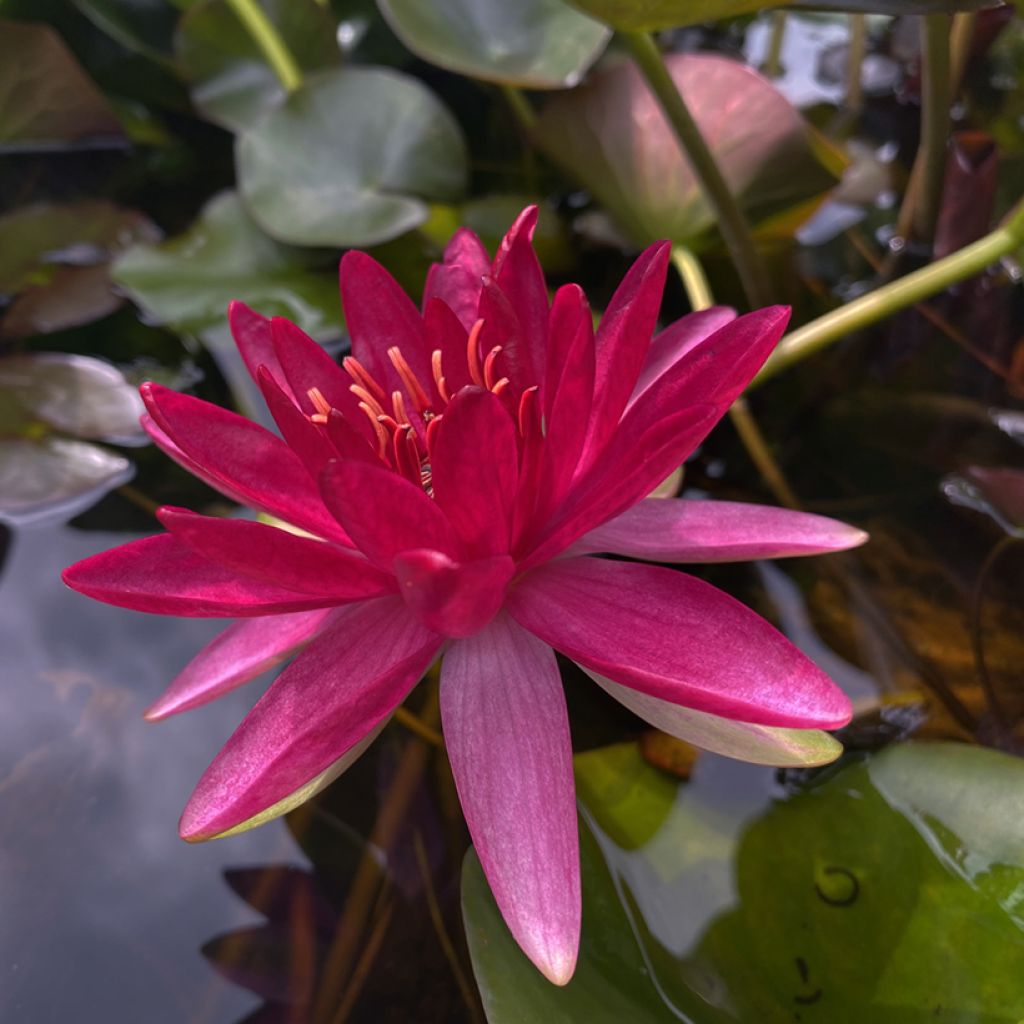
[236,67,468,248]
[464,742,1024,1022]
[175,0,341,132]
[0,20,123,149]
[566,0,994,32]
[535,54,840,248]
[377,0,610,89]
[112,190,341,336]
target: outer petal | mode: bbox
[441,614,579,985]
[145,608,335,720]
[62,534,337,617]
[430,388,518,557]
[320,459,462,568]
[157,507,393,600]
[507,557,852,728]
[141,383,348,543]
[229,301,285,392]
[180,597,442,841]
[585,669,843,768]
[574,499,868,562]
[423,227,489,330]
[631,306,736,403]
[257,367,339,479]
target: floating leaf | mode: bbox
[236,67,468,248]
[112,190,341,336]
[465,742,1024,1021]
[175,0,341,132]
[0,20,123,149]
[566,0,995,32]
[377,0,610,89]
[535,54,840,248]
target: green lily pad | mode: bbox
[566,0,994,32]
[236,67,468,248]
[377,0,610,89]
[0,20,122,149]
[175,0,341,132]
[464,742,1024,1021]
[535,54,840,249]
[112,190,341,336]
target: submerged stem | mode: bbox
[763,11,787,78]
[845,15,867,114]
[623,30,772,308]
[225,0,303,93]
[754,199,1024,385]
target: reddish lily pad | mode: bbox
[175,0,341,131]
[535,54,840,248]
[377,0,610,89]
[236,67,468,247]
[0,20,122,149]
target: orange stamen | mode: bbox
[343,356,386,403]
[391,390,411,428]
[483,346,503,390]
[466,319,486,388]
[387,347,431,414]
[431,350,451,404]
[349,384,386,419]
[357,403,389,458]
[491,377,510,398]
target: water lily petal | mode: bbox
[320,459,462,568]
[142,383,348,543]
[180,597,442,841]
[393,549,514,637]
[585,669,843,767]
[145,608,335,720]
[430,388,519,556]
[585,240,670,459]
[62,534,336,617]
[441,614,579,985]
[575,498,868,562]
[492,206,548,384]
[257,367,338,480]
[423,226,489,330]
[424,296,472,394]
[229,300,285,392]
[507,556,852,728]
[157,507,393,599]
[339,250,433,395]
[476,276,533,395]
[632,306,736,402]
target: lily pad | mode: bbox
[534,54,840,249]
[566,0,995,32]
[112,190,341,336]
[175,0,341,132]
[377,0,610,89]
[236,67,468,248]
[464,742,1024,1021]
[0,20,123,149]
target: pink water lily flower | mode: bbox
[63,207,864,985]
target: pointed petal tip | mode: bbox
[536,945,578,987]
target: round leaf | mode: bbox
[377,0,610,89]
[535,54,840,248]
[236,67,468,248]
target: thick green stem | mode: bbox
[226,0,303,93]
[845,15,867,114]
[755,200,1024,385]
[670,246,714,312]
[501,85,537,132]
[623,30,772,309]
[763,12,787,78]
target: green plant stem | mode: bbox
[949,11,977,95]
[225,0,303,93]
[670,246,714,311]
[845,15,867,114]
[754,199,1024,385]
[763,11,787,78]
[501,85,537,133]
[623,30,772,309]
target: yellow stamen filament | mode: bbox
[483,346,503,390]
[388,347,431,414]
[466,319,486,388]
[343,356,386,402]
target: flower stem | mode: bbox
[754,198,1024,385]
[845,14,867,114]
[501,85,537,133]
[623,30,772,308]
[225,0,303,93]
[670,246,714,311]
[762,12,787,77]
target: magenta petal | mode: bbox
[320,460,462,568]
[141,383,347,543]
[180,597,442,840]
[507,557,852,728]
[424,297,472,394]
[423,227,489,330]
[257,367,338,480]
[229,301,286,393]
[430,388,518,556]
[145,608,334,720]
[339,251,432,392]
[393,549,514,637]
[575,499,868,562]
[585,241,670,459]
[441,615,579,984]
[632,306,736,403]
[62,534,336,617]
[157,507,393,600]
